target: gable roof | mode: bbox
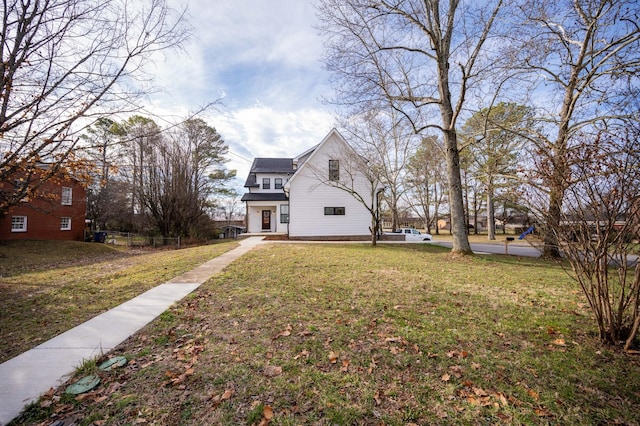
[284,128,356,188]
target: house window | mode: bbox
[60,217,71,230]
[11,216,27,232]
[324,207,345,215]
[61,187,72,205]
[262,178,270,190]
[329,160,339,181]
[14,179,28,202]
[280,204,289,223]
[275,178,283,189]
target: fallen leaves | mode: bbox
[263,365,283,377]
[273,324,292,339]
[209,387,235,410]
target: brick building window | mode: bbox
[61,187,72,205]
[60,217,71,230]
[11,216,27,232]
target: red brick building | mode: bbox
[0,169,87,241]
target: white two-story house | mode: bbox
[241,129,375,239]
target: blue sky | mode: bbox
[146,0,336,190]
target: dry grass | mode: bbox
[11,242,640,425]
[0,240,238,362]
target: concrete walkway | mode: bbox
[0,237,265,426]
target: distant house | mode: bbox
[241,129,374,239]
[0,167,87,241]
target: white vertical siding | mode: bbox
[288,132,373,238]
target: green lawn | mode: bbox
[10,242,640,425]
[0,240,239,362]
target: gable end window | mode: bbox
[324,207,345,216]
[61,187,72,205]
[275,178,283,189]
[11,216,27,232]
[262,178,270,190]
[14,179,29,201]
[60,217,71,230]
[329,160,339,181]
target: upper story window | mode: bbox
[329,160,339,181]
[275,178,283,189]
[61,187,72,205]
[11,216,27,232]
[262,178,270,190]
[14,179,28,202]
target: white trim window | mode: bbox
[280,204,289,223]
[324,207,345,215]
[329,159,339,181]
[61,187,72,205]
[60,217,71,230]
[11,216,27,232]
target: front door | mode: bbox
[262,210,271,231]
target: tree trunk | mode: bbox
[444,130,472,253]
[487,187,496,240]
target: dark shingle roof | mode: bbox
[243,158,295,187]
[240,193,288,202]
[251,158,294,173]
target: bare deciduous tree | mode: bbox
[0,0,189,215]
[339,110,416,232]
[405,136,447,234]
[136,118,231,239]
[317,0,507,254]
[512,0,640,257]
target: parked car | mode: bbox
[389,228,433,242]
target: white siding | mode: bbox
[246,201,289,233]
[287,131,373,238]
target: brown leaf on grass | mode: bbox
[340,359,350,372]
[263,365,283,377]
[535,407,554,417]
[552,338,566,347]
[273,324,292,339]
[449,365,464,378]
[473,387,489,397]
[263,405,274,420]
[294,349,310,360]
[528,389,540,401]
[221,388,234,401]
[441,373,451,382]
[368,357,377,373]
[373,390,382,405]
[210,388,235,407]
[328,350,338,364]
[496,392,509,407]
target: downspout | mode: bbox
[283,185,290,239]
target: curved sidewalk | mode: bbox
[0,237,265,426]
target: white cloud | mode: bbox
[206,104,336,190]
[143,0,337,194]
